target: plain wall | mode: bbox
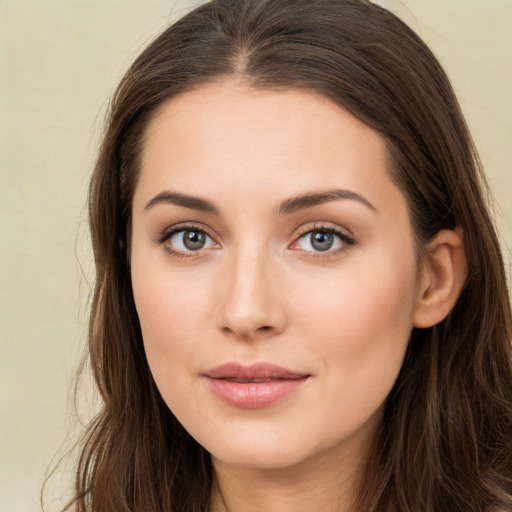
[0,1,510,510]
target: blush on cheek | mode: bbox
[302,270,414,370]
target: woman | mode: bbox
[66,0,512,510]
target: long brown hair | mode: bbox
[55,0,512,510]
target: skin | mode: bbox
[130,80,466,512]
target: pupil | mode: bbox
[311,231,333,251]
[184,230,206,250]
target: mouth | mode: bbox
[203,362,310,409]
[221,378,284,383]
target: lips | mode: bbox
[203,362,310,409]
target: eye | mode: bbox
[297,230,341,252]
[291,226,355,254]
[163,227,216,253]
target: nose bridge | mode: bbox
[218,238,286,339]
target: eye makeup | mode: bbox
[289,222,356,261]
[156,222,219,259]
[155,220,356,262]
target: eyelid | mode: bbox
[157,222,216,242]
[155,221,355,259]
[292,222,355,240]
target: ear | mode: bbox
[413,227,468,328]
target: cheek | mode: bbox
[129,226,198,366]
[132,265,212,368]
[134,272,207,335]
[293,248,418,398]
[131,269,211,428]
[298,264,416,334]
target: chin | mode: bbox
[211,444,308,470]
[197,425,312,470]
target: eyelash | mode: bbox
[157,223,216,259]
[292,223,356,260]
[156,222,356,260]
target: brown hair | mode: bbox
[55,0,512,510]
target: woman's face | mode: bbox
[130,80,422,470]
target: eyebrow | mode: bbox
[143,188,376,215]
[278,189,376,215]
[144,191,220,215]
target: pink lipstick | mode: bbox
[203,362,309,409]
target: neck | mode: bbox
[209,438,372,512]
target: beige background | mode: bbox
[0,1,510,510]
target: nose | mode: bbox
[217,246,287,341]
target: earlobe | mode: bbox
[413,227,468,328]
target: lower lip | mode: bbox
[206,377,309,409]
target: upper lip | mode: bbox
[203,362,309,381]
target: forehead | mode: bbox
[135,80,402,216]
